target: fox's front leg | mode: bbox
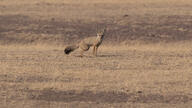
[95,46,98,56]
[93,46,96,56]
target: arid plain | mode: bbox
[0,0,192,107]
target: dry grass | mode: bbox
[1,43,192,107]
[1,0,192,107]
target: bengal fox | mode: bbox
[64,28,106,57]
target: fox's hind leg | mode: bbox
[80,50,84,57]
[79,44,89,57]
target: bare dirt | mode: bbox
[1,14,192,45]
[1,0,192,45]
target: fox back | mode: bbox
[80,29,106,47]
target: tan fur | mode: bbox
[64,28,106,57]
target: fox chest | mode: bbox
[95,40,103,46]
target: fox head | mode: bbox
[97,28,106,38]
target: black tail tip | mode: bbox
[64,48,71,55]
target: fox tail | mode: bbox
[64,44,79,55]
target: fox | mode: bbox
[64,28,106,57]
